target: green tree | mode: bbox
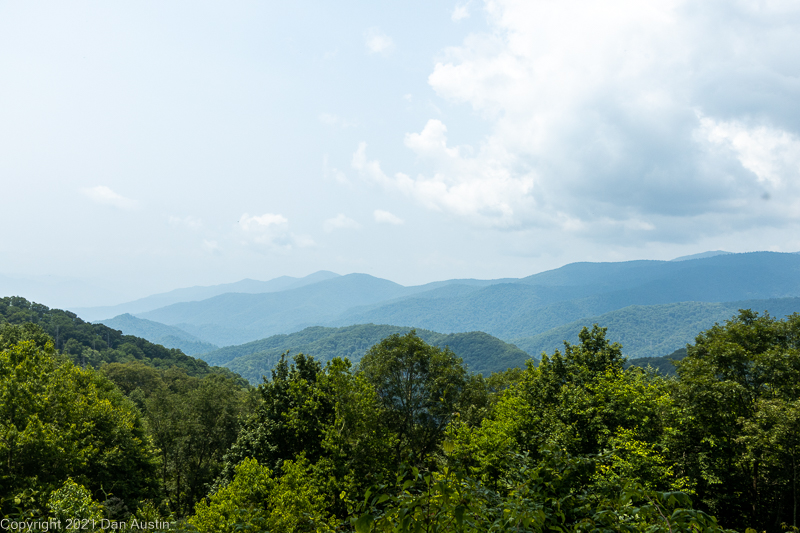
[671,310,800,530]
[351,449,727,533]
[48,478,104,529]
[101,362,248,516]
[219,353,335,481]
[0,323,158,515]
[359,331,468,463]
[447,325,678,493]
[190,457,334,533]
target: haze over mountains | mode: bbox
[91,251,800,376]
[74,270,340,322]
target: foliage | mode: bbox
[9,292,800,533]
[350,449,729,533]
[203,324,529,384]
[48,478,105,525]
[360,331,468,464]
[670,310,800,530]
[189,457,334,533]
[0,296,241,381]
[0,323,159,516]
[219,353,335,477]
[100,361,250,516]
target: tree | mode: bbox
[670,310,800,530]
[447,325,679,493]
[218,353,336,481]
[190,456,335,533]
[102,361,248,516]
[359,331,468,463]
[0,323,158,516]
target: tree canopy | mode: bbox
[4,299,800,532]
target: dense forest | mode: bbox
[199,324,531,383]
[2,296,799,532]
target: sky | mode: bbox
[2,0,800,308]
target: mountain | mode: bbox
[72,270,341,322]
[116,251,800,348]
[625,348,687,376]
[671,250,731,261]
[197,324,531,384]
[0,296,242,382]
[331,252,800,340]
[512,297,800,360]
[99,313,219,355]
[137,274,411,345]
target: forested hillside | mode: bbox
[513,297,800,358]
[334,252,800,340]
[200,324,530,383]
[111,252,800,349]
[626,347,687,376]
[0,297,239,381]
[101,313,219,355]
[3,301,799,531]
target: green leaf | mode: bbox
[454,504,466,526]
[355,513,374,533]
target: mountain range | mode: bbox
[75,251,800,380]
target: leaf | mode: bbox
[454,504,466,526]
[355,513,374,533]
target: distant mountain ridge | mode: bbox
[99,313,219,355]
[330,252,800,341]
[513,297,800,359]
[670,250,732,261]
[106,252,800,349]
[73,270,341,322]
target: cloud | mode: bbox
[374,209,404,225]
[202,239,220,254]
[451,3,470,21]
[352,0,800,242]
[318,113,357,128]
[352,120,535,227]
[323,154,350,186]
[364,27,394,55]
[81,186,137,210]
[696,114,800,190]
[168,215,203,230]
[323,214,360,233]
[238,213,314,251]
[240,213,287,231]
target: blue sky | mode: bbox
[2,0,799,307]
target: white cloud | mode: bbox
[696,114,800,189]
[318,113,357,128]
[168,215,203,230]
[239,213,287,231]
[323,154,350,186]
[202,239,220,253]
[352,120,535,227]
[374,209,404,225]
[451,3,470,21]
[351,0,800,241]
[81,186,137,210]
[323,214,360,233]
[238,212,314,251]
[364,27,394,55]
